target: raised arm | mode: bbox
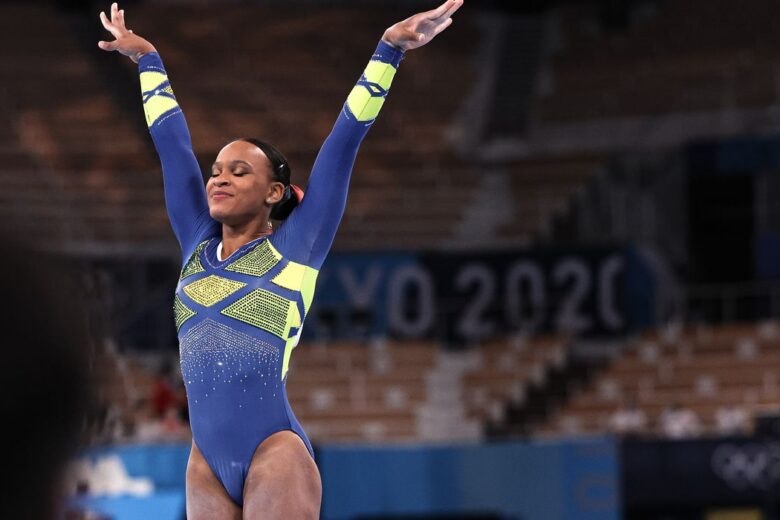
[272,0,463,268]
[98,3,216,260]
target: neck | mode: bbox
[221,220,272,259]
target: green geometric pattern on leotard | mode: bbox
[180,240,208,280]
[221,289,296,339]
[173,295,196,331]
[225,240,282,278]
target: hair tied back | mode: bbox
[270,183,304,221]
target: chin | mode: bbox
[210,210,250,227]
[209,208,228,223]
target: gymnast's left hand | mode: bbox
[97,2,157,63]
[382,0,463,52]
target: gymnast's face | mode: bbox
[207,141,285,225]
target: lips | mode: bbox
[211,191,233,200]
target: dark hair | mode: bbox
[235,137,299,220]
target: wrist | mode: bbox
[375,38,405,68]
[133,45,157,63]
[382,31,405,51]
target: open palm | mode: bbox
[98,2,156,63]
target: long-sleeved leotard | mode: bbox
[138,41,403,506]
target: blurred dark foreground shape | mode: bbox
[0,233,93,519]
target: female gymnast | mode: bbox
[98,1,462,518]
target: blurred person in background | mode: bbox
[160,405,189,441]
[659,402,701,439]
[150,360,179,418]
[608,396,648,437]
[131,397,164,443]
[0,235,93,519]
[714,404,750,436]
[97,1,464,518]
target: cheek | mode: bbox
[237,181,267,207]
[250,180,271,201]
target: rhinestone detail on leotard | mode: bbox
[221,289,294,339]
[225,240,281,278]
[173,295,196,331]
[179,319,280,401]
[180,241,208,280]
[183,275,246,307]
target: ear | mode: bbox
[265,182,286,205]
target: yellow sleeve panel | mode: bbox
[271,261,308,291]
[282,335,297,380]
[363,61,397,90]
[144,96,179,128]
[281,302,302,380]
[300,267,319,315]
[271,261,319,314]
[140,70,168,92]
[274,262,318,381]
[347,87,386,122]
[345,60,398,122]
[140,70,180,127]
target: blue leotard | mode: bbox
[138,41,403,505]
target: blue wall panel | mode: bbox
[319,438,619,520]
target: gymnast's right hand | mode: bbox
[98,2,156,63]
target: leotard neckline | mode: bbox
[205,235,270,268]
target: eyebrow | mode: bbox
[212,160,253,169]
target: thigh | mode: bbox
[242,431,322,520]
[186,441,242,520]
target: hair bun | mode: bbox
[270,184,304,221]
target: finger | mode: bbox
[99,11,122,38]
[426,0,455,20]
[99,10,111,30]
[111,2,119,24]
[433,0,463,22]
[97,40,119,52]
[433,17,453,35]
[116,8,127,30]
[406,28,425,43]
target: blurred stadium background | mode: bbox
[7,0,780,518]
